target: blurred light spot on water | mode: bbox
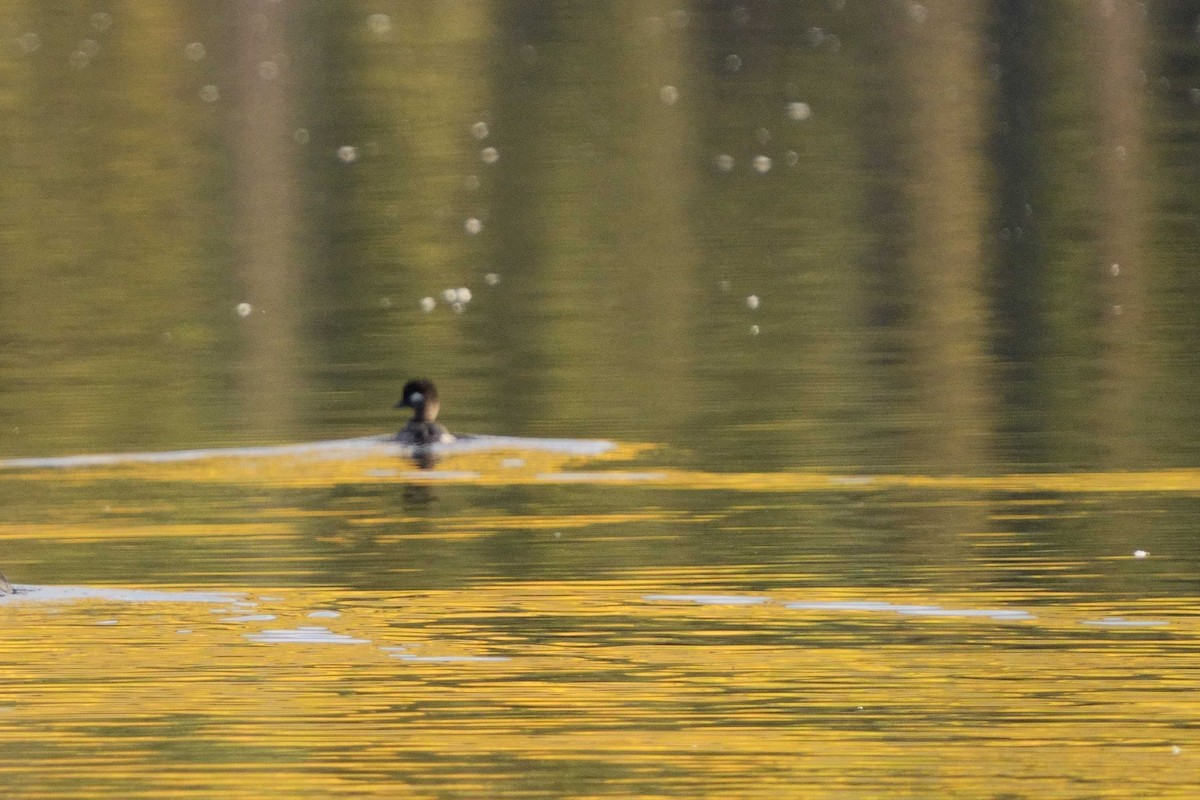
[337,145,358,163]
[69,50,91,69]
[785,150,799,166]
[367,13,391,36]
[731,5,751,26]
[463,174,481,190]
[715,154,734,172]
[17,32,41,54]
[787,101,812,121]
[419,297,436,312]
[246,626,371,645]
[1133,549,1149,558]
[1081,617,1168,627]
[908,2,929,24]
[199,84,220,103]
[308,610,340,619]
[456,287,472,303]
[293,128,309,144]
[753,155,772,173]
[184,42,206,61]
[441,288,458,303]
[725,54,742,72]
[223,614,276,623]
[750,324,760,335]
[484,273,500,286]
[464,217,483,235]
[470,121,489,140]
[480,146,499,164]
[236,302,253,317]
[746,294,760,310]
[785,600,1036,621]
[660,85,679,105]
[90,12,113,32]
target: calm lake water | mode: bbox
[3,2,1200,797]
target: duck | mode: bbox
[394,379,455,445]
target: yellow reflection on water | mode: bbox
[1,579,1197,798]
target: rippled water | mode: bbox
[3,1,1200,797]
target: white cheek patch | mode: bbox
[410,392,424,404]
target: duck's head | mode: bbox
[395,378,440,422]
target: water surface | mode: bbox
[2,2,1200,797]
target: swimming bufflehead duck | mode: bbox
[395,379,455,445]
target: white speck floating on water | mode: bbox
[419,297,436,312]
[480,146,499,164]
[660,85,680,106]
[367,13,392,36]
[456,287,472,303]
[746,294,760,310]
[750,324,760,335]
[90,12,113,32]
[17,32,41,54]
[199,84,220,103]
[184,42,206,61]
[337,145,359,163]
[484,272,501,286]
[715,154,734,172]
[725,54,742,72]
[787,101,812,121]
[1133,549,1148,558]
[464,217,483,235]
[236,302,253,318]
[471,121,489,140]
[441,288,459,303]
[1110,262,1120,276]
[752,155,772,173]
[379,296,392,309]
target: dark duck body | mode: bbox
[395,379,455,445]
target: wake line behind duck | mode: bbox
[0,380,615,471]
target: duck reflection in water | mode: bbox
[395,378,455,469]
